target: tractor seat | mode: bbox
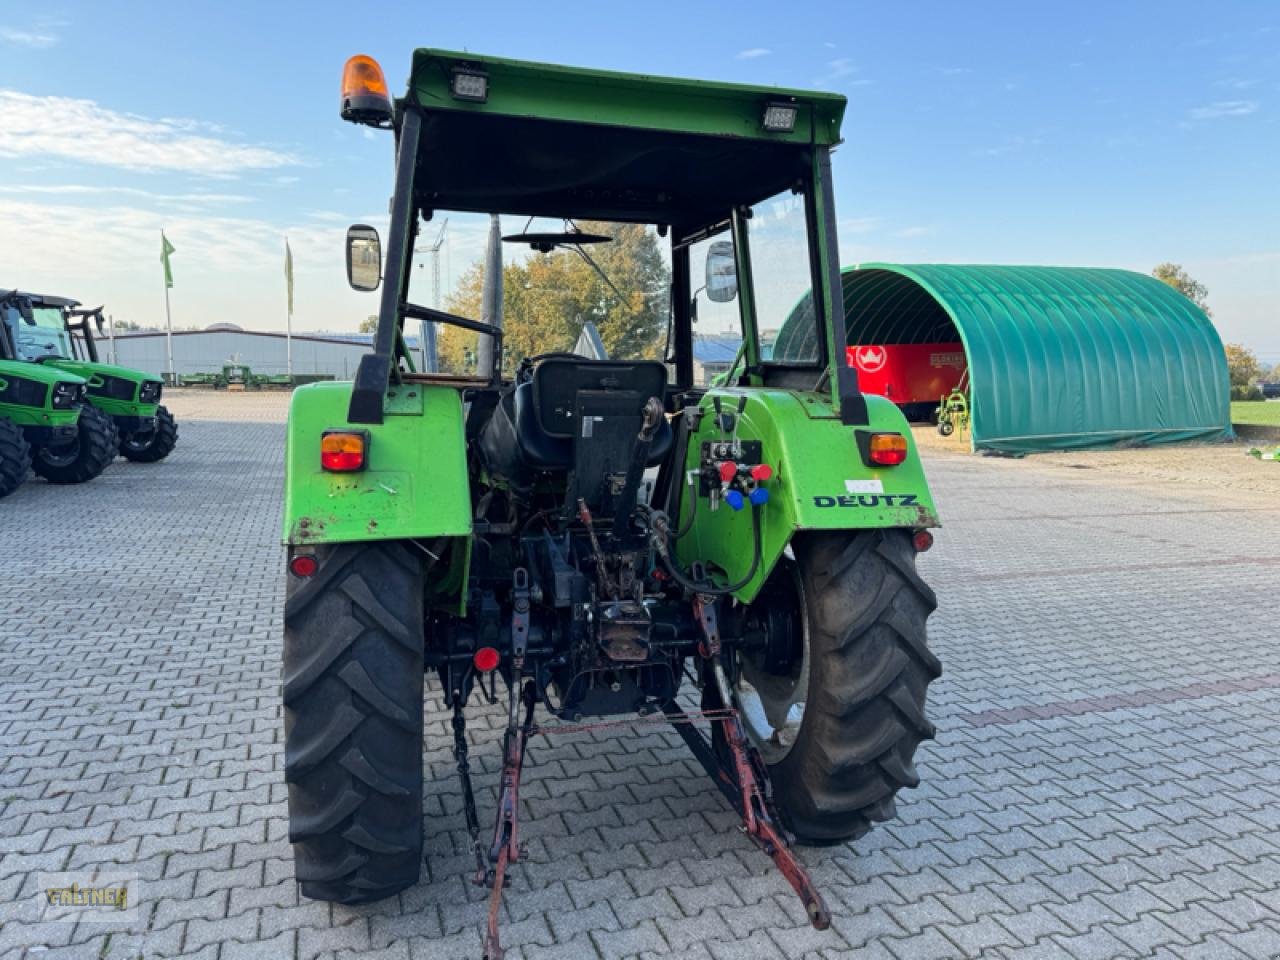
[517,358,673,471]
[477,359,673,483]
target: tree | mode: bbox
[358,315,378,334]
[1223,342,1261,389]
[438,222,670,373]
[1152,263,1211,315]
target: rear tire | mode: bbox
[0,419,31,498]
[31,405,117,484]
[735,530,940,844]
[283,542,425,904]
[937,420,954,437]
[119,405,178,462]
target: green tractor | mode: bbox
[0,293,116,494]
[0,292,178,462]
[282,51,941,957]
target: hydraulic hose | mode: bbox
[647,503,763,597]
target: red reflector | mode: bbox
[750,463,773,481]
[912,530,934,553]
[321,430,368,472]
[289,554,318,577]
[718,461,738,483]
[867,433,908,466]
[473,647,500,672]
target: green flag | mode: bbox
[285,238,294,316]
[160,231,176,289]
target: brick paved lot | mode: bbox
[2,394,1279,959]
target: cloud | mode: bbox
[938,67,972,76]
[895,225,936,239]
[0,194,390,331]
[0,90,302,176]
[1214,77,1259,91]
[814,58,863,87]
[1188,100,1259,120]
[0,26,59,48]
[735,48,772,60]
[0,184,253,206]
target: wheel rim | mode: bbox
[123,430,155,453]
[733,556,810,764]
[38,438,80,468]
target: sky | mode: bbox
[0,0,1276,354]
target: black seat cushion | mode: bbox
[513,382,572,469]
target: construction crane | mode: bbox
[416,218,448,371]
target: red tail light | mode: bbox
[912,530,934,553]
[289,554,318,577]
[321,430,369,472]
[473,647,500,672]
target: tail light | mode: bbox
[289,554,319,577]
[856,431,908,467]
[912,530,934,553]
[321,430,369,472]
[473,647,500,672]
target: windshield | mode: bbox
[750,189,820,365]
[408,213,671,375]
[5,306,74,361]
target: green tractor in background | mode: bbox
[281,51,942,958]
[0,297,113,496]
[0,292,178,462]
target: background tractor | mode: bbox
[0,292,177,462]
[0,294,112,493]
[281,51,942,958]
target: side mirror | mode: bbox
[704,240,738,303]
[346,224,382,292]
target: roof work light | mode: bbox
[762,101,798,133]
[341,55,393,127]
[450,66,489,102]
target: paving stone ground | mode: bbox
[2,393,1278,960]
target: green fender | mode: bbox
[282,381,472,545]
[675,389,938,603]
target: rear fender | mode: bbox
[674,389,937,602]
[282,381,472,546]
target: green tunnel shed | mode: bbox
[836,264,1233,453]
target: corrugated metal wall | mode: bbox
[841,264,1233,452]
[100,330,373,379]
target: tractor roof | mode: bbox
[404,49,848,227]
[0,290,80,309]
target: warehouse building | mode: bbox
[101,325,420,380]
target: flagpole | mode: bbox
[162,231,175,385]
[285,236,293,383]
